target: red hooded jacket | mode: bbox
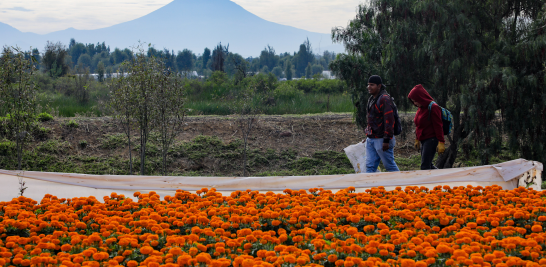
[408,85,445,143]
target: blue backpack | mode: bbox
[428,101,453,135]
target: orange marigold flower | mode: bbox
[140,246,153,255]
[401,259,416,267]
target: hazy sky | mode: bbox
[0,0,363,34]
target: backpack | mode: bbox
[373,94,402,136]
[428,101,453,135]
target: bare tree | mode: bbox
[109,67,136,174]
[0,47,39,170]
[231,86,262,177]
[153,68,186,176]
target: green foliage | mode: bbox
[331,0,546,166]
[99,133,127,149]
[0,46,40,170]
[285,60,293,80]
[109,43,186,175]
[0,139,15,156]
[96,61,105,82]
[295,39,314,77]
[37,112,54,122]
[177,49,194,72]
[66,120,79,128]
[37,140,71,154]
[42,41,69,77]
[273,83,304,99]
[33,126,50,141]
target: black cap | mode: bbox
[368,75,383,86]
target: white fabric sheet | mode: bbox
[0,159,541,202]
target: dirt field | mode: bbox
[42,113,419,160]
[1,113,424,176]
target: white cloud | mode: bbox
[0,0,364,34]
[6,7,33,12]
[231,0,364,33]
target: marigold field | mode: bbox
[1,185,546,267]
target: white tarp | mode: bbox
[0,159,542,202]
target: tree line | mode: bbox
[28,38,337,81]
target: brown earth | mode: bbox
[39,113,420,161]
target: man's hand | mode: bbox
[437,142,445,155]
[414,139,420,151]
[382,143,389,151]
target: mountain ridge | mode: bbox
[1,0,343,56]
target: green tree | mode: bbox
[259,45,279,71]
[211,43,229,72]
[96,61,105,82]
[202,47,211,71]
[311,64,324,76]
[31,48,41,69]
[296,38,314,77]
[112,44,161,175]
[42,41,69,78]
[176,49,194,76]
[271,66,283,78]
[228,53,248,83]
[305,62,312,79]
[0,47,39,170]
[285,60,293,80]
[77,54,92,73]
[331,0,546,167]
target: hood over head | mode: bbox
[408,84,434,107]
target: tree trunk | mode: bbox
[163,151,167,176]
[16,124,22,170]
[140,125,146,176]
[243,134,248,177]
[17,138,22,171]
[128,129,133,175]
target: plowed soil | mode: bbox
[42,113,419,160]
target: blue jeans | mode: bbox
[366,138,400,173]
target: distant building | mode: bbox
[322,71,336,80]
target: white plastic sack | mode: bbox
[344,141,367,173]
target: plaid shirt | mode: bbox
[365,92,395,143]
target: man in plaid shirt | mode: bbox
[364,75,400,173]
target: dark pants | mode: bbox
[421,137,438,170]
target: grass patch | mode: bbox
[99,133,128,149]
[38,92,101,117]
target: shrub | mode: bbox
[273,82,304,100]
[66,120,79,128]
[33,126,51,141]
[0,140,15,156]
[36,140,71,154]
[99,133,127,149]
[37,112,54,122]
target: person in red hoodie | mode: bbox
[407,84,445,170]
